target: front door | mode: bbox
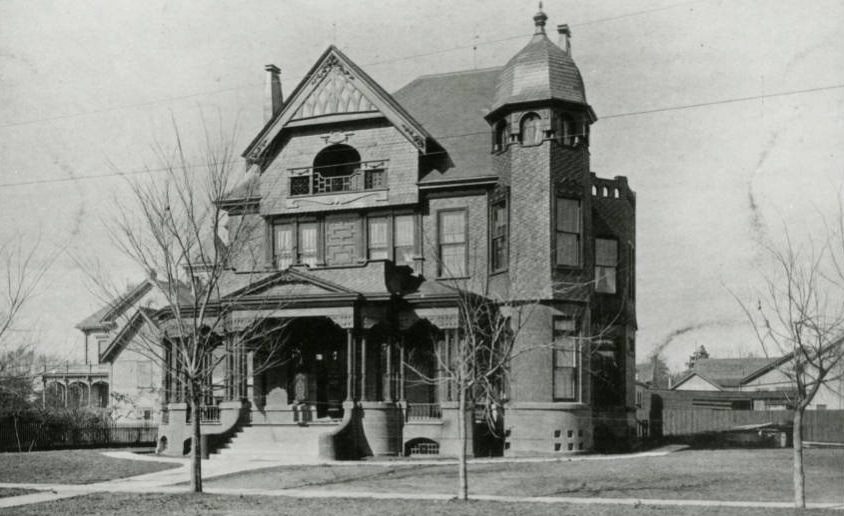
[314,347,345,418]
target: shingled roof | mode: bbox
[76,281,154,332]
[674,357,781,389]
[393,67,500,185]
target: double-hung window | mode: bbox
[438,210,467,277]
[490,200,507,272]
[595,238,618,294]
[552,317,579,401]
[393,215,415,266]
[368,217,390,260]
[555,198,581,267]
[298,223,318,267]
[274,224,294,269]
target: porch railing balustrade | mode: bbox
[406,403,442,421]
[288,160,388,196]
[199,405,221,425]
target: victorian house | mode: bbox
[101,9,637,458]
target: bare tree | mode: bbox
[406,274,630,500]
[735,225,844,508]
[0,236,52,416]
[103,121,291,492]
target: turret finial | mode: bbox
[533,3,548,34]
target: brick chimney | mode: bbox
[264,64,283,122]
[557,24,571,56]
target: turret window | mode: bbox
[555,197,581,267]
[559,114,578,147]
[490,199,508,272]
[519,113,542,146]
[553,317,579,401]
[493,121,509,152]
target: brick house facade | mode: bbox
[146,8,637,458]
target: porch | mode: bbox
[157,305,467,458]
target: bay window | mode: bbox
[553,317,579,401]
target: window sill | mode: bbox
[554,264,584,272]
[437,275,471,281]
[489,268,508,277]
[288,187,388,199]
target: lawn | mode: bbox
[0,493,840,516]
[0,450,180,484]
[205,448,844,504]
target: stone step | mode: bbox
[210,423,338,461]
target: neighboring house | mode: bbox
[671,354,844,410]
[101,9,638,458]
[41,279,176,423]
[672,357,778,392]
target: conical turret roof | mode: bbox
[491,8,588,114]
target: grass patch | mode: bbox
[0,492,839,516]
[0,450,179,484]
[0,488,36,498]
[206,448,844,503]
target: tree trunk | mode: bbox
[792,407,805,508]
[190,387,203,493]
[457,383,468,501]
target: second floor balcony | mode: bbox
[289,159,388,197]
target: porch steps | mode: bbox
[211,423,338,463]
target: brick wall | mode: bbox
[550,143,593,301]
[420,192,489,293]
[507,141,553,300]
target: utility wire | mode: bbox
[0,0,709,130]
[0,81,841,190]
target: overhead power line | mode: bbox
[601,83,844,120]
[0,80,841,190]
[0,0,709,130]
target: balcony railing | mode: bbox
[200,405,221,425]
[406,403,442,421]
[289,160,388,196]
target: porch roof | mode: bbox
[221,262,465,305]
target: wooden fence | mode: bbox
[661,409,844,443]
[0,419,157,452]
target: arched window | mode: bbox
[493,120,509,151]
[560,114,578,147]
[520,113,542,146]
[311,144,361,194]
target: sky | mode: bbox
[1,0,842,372]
